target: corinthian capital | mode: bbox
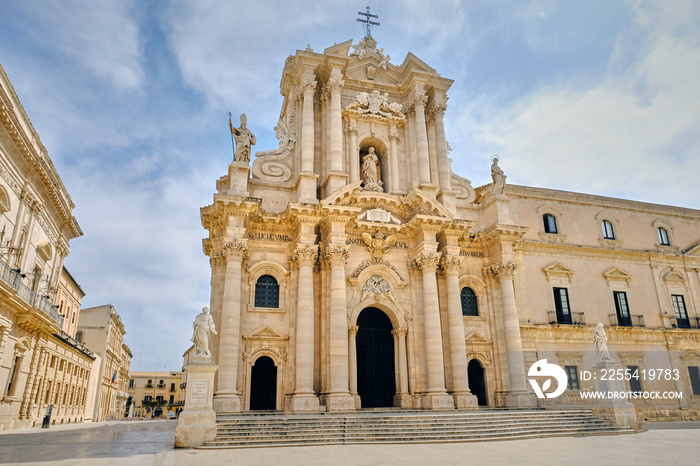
[326,76,345,94]
[413,251,442,271]
[410,94,428,111]
[324,245,349,265]
[292,244,318,266]
[441,255,463,274]
[301,79,317,95]
[485,261,517,279]
[222,241,249,261]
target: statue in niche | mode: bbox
[192,307,218,357]
[229,113,256,163]
[593,323,613,362]
[491,155,506,196]
[361,146,383,192]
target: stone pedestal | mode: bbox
[175,359,218,448]
[324,172,348,198]
[421,393,456,410]
[592,360,639,428]
[297,172,319,204]
[285,394,320,413]
[503,390,537,408]
[394,393,414,408]
[326,393,356,412]
[452,392,479,409]
[437,190,457,215]
[226,162,250,197]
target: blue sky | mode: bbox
[1,1,699,371]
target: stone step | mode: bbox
[201,409,631,449]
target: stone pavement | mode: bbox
[1,419,699,465]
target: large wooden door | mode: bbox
[356,307,395,408]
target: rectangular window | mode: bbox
[553,288,572,324]
[672,295,690,328]
[628,365,642,394]
[144,395,152,403]
[614,291,631,326]
[169,395,174,404]
[156,395,164,403]
[6,356,20,396]
[170,383,175,392]
[565,365,579,390]
[689,366,700,396]
[129,379,134,388]
[602,220,615,239]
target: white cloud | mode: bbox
[455,2,700,207]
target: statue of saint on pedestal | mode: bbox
[192,307,217,357]
[362,146,383,192]
[491,155,506,196]
[229,113,256,163]
[593,323,613,362]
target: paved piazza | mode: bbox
[1,420,699,465]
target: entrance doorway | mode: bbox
[356,307,396,408]
[250,356,277,410]
[468,359,487,406]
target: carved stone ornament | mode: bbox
[223,241,249,261]
[362,231,397,255]
[324,245,349,265]
[413,251,442,271]
[361,275,395,303]
[348,90,404,117]
[441,256,463,274]
[252,113,296,182]
[357,207,401,224]
[292,244,318,265]
[351,256,405,281]
[485,261,517,279]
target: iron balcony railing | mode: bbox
[547,310,586,325]
[608,313,645,327]
[0,257,64,328]
[667,316,700,329]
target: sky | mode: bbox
[1,1,699,372]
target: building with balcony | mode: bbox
[127,371,183,418]
[76,304,131,421]
[0,62,95,431]
[200,34,700,421]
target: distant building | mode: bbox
[77,304,131,421]
[0,62,94,431]
[127,371,183,417]
[57,267,85,337]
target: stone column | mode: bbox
[298,78,319,203]
[414,251,454,409]
[213,241,247,413]
[325,245,354,411]
[348,325,360,408]
[389,125,401,194]
[442,256,478,408]
[328,76,344,173]
[488,261,535,407]
[346,120,359,183]
[432,103,451,193]
[392,328,412,407]
[288,244,320,412]
[411,94,432,187]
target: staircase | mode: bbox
[198,409,633,449]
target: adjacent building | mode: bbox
[200,34,700,420]
[127,371,183,417]
[0,62,96,431]
[76,305,131,421]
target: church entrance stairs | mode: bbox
[197,409,633,449]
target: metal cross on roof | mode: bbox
[357,6,380,38]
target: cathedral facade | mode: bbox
[201,36,700,419]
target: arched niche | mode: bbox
[358,138,388,191]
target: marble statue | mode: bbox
[361,146,383,192]
[351,38,368,59]
[491,155,506,196]
[593,323,613,362]
[230,113,256,163]
[192,307,217,357]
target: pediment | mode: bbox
[321,184,455,224]
[398,52,437,75]
[683,241,700,256]
[465,332,490,344]
[324,40,353,57]
[243,325,288,341]
[603,267,631,284]
[543,262,574,279]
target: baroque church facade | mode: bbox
[201,36,700,419]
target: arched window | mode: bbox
[658,227,670,246]
[461,287,479,316]
[601,220,615,239]
[543,214,558,234]
[254,275,279,308]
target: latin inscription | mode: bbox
[190,379,209,406]
[346,237,408,248]
[460,250,484,258]
[247,232,292,242]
